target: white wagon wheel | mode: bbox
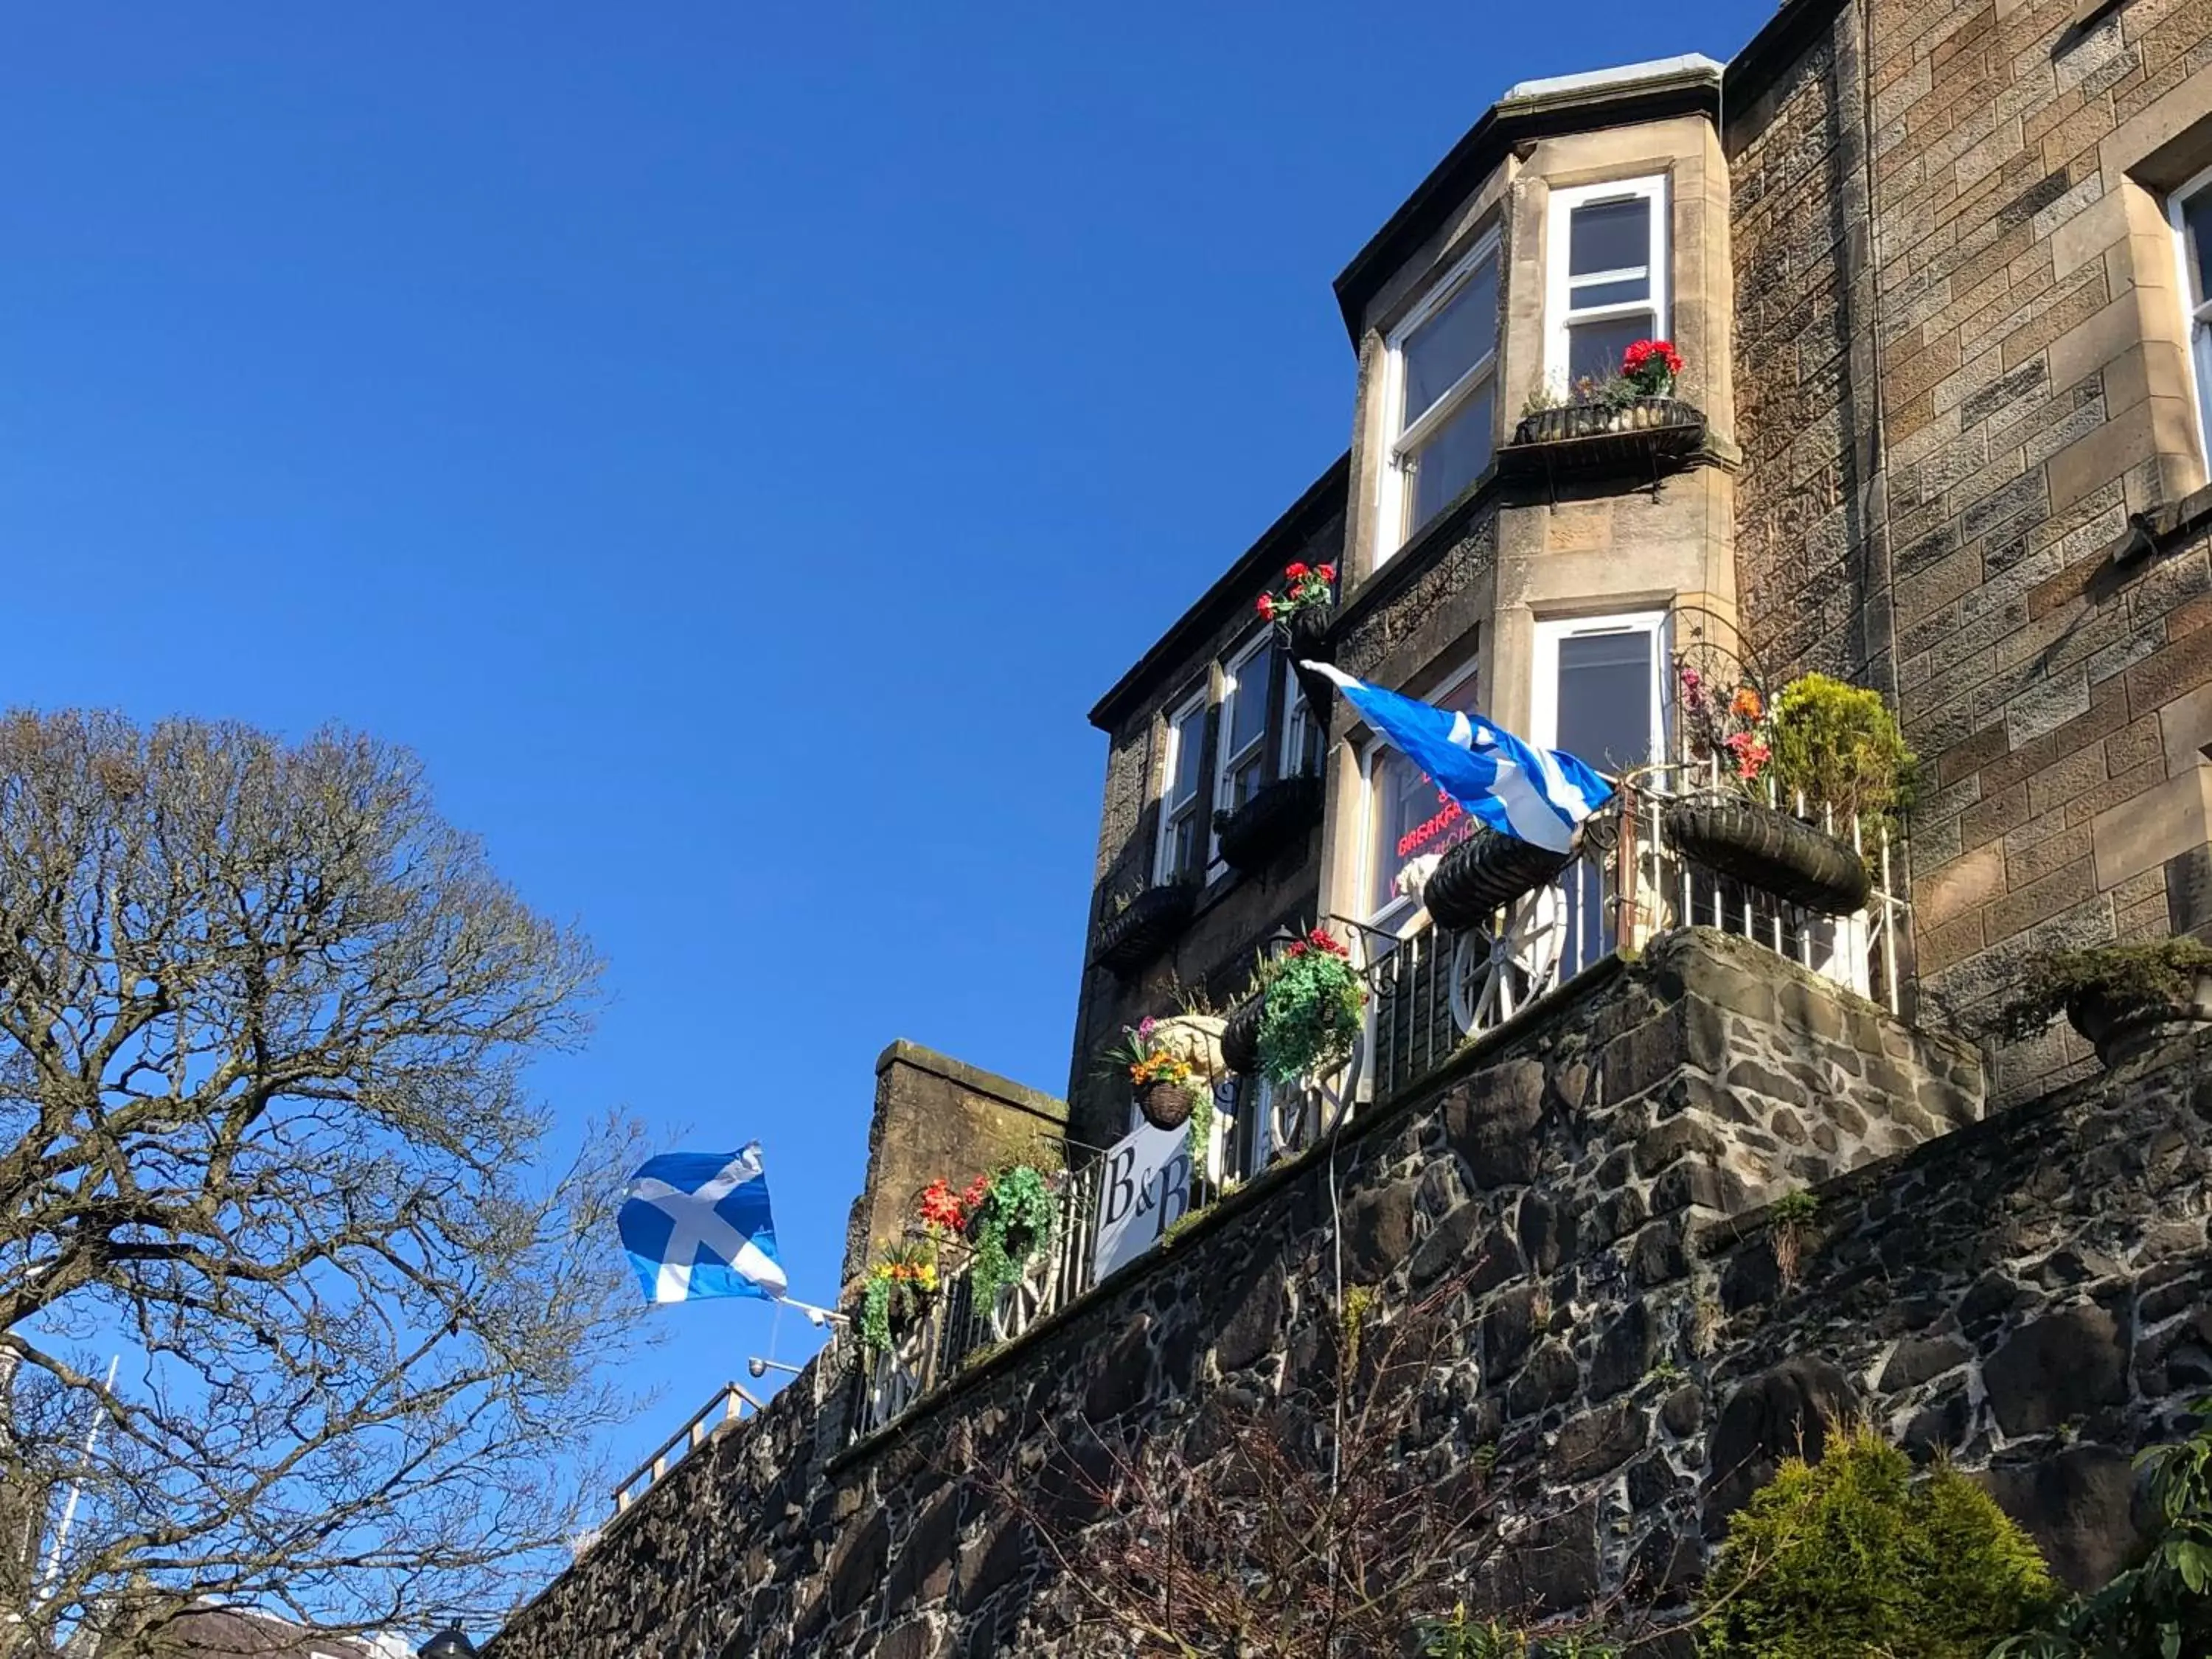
[869,1332,928,1425]
[1450,886,1567,1035]
[1265,1030,1365,1157]
[987,1245,1054,1343]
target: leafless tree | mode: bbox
[967,1274,1639,1657]
[0,709,641,1656]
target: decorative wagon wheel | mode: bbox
[986,1245,1054,1343]
[869,1331,928,1425]
[1450,886,1568,1034]
[1265,1030,1365,1158]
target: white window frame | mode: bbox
[1155,688,1210,885]
[1543,175,1670,392]
[1529,611,1670,775]
[1280,661,1320,779]
[1357,655,1482,939]
[2166,163,2212,467]
[1210,630,1277,856]
[1375,231,1502,561]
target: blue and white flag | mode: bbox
[1303,661,1613,854]
[619,1143,789,1305]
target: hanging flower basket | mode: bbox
[963,1166,1057,1307]
[1662,796,1871,916]
[1135,1079,1198,1130]
[1220,993,1263,1076]
[1422,825,1573,932]
[1214,773,1325,872]
[1092,882,1199,975]
[1994,939,2212,1068]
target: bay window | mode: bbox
[1378,234,1500,557]
[1155,690,1208,885]
[1545,177,1669,390]
[2168,165,2212,464]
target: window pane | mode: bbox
[1556,630,1654,775]
[1401,257,1498,430]
[1168,810,1203,880]
[1228,644,1274,757]
[1226,749,1266,813]
[1408,381,1495,529]
[1569,197,1649,277]
[1567,314,1653,386]
[2187,191,2212,300]
[1170,706,1206,806]
[1570,274,1650,310]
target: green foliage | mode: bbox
[1993,938,2212,1044]
[858,1242,939,1355]
[1697,1427,2054,1656]
[1340,1284,1377,1383]
[1184,1088,1214,1174]
[967,1164,1056,1307]
[1994,1398,2212,1658]
[1766,673,1916,833]
[1256,929,1366,1085]
[1768,1191,1820,1226]
[1415,1608,1617,1658]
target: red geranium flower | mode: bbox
[1257,593,1276,620]
[1318,563,1336,582]
[1285,562,1310,580]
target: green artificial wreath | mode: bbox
[967,1165,1056,1307]
[857,1242,939,1355]
[1256,928,1367,1086]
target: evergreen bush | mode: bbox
[1697,1427,2053,1657]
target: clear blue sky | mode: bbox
[3,0,1776,1558]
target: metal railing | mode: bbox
[611,1380,762,1514]
[854,1161,1105,1440]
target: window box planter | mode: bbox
[1423,824,1573,932]
[1284,606,1338,731]
[1213,773,1324,873]
[1661,796,1871,917]
[1219,993,1263,1077]
[2064,976,2212,1068]
[1091,882,1200,975]
[1499,396,1705,479]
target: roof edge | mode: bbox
[1088,452,1352,733]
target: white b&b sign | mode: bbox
[1091,1081,1231,1279]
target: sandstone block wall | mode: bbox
[490,930,2208,1659]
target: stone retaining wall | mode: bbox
[490,930,2210,1658]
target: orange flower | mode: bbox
[1731,686,1764,720]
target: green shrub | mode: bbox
[1992,937,2212,1045]
[1697,1427,2053,1657]
[1766,674,1916,836]
[1994,1398,2212,1658]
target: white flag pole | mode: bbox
[37,1354,119,1603]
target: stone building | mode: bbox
[489,0,2212,1652]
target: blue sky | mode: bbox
[3,0,1777,1572]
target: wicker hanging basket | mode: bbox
[1661,796,1871,916]
[1423,826,1573,932]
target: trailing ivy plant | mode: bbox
[967,1164,1057,1307]
[1696,1426,2054,1656]
[1993,1397,2212,1658]
[858,1241,939,1355]
[1183,1087,1214,1175]
[1993,938,2212,1045]
[1256,928,1366,1085]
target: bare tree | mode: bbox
[0,709,641,1655]
[968,1275,1638,1657]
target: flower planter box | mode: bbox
[1283,606,1338,731]
[1091,882,1200,975]
[1662,796,1871,917]
[2065,974,2212,1068]
[1500,396,1705,479]
[1423,825,1573,932]
[1214,773,1325,872]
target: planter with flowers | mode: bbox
[858,1241,940,1355]
[1105,1018,1203,1130]
[1661,658,1909,917]
[1258,560,1340,728]
[1503,340,1705,476]
[1256,928,1367,1086]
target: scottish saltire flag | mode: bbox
[619,1143,789,1304]
[1303,661,1613,854]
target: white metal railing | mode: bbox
[853,1161,1105,1441]
[611,1380,762,1514]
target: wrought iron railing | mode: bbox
[852,1161,1105,1439]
